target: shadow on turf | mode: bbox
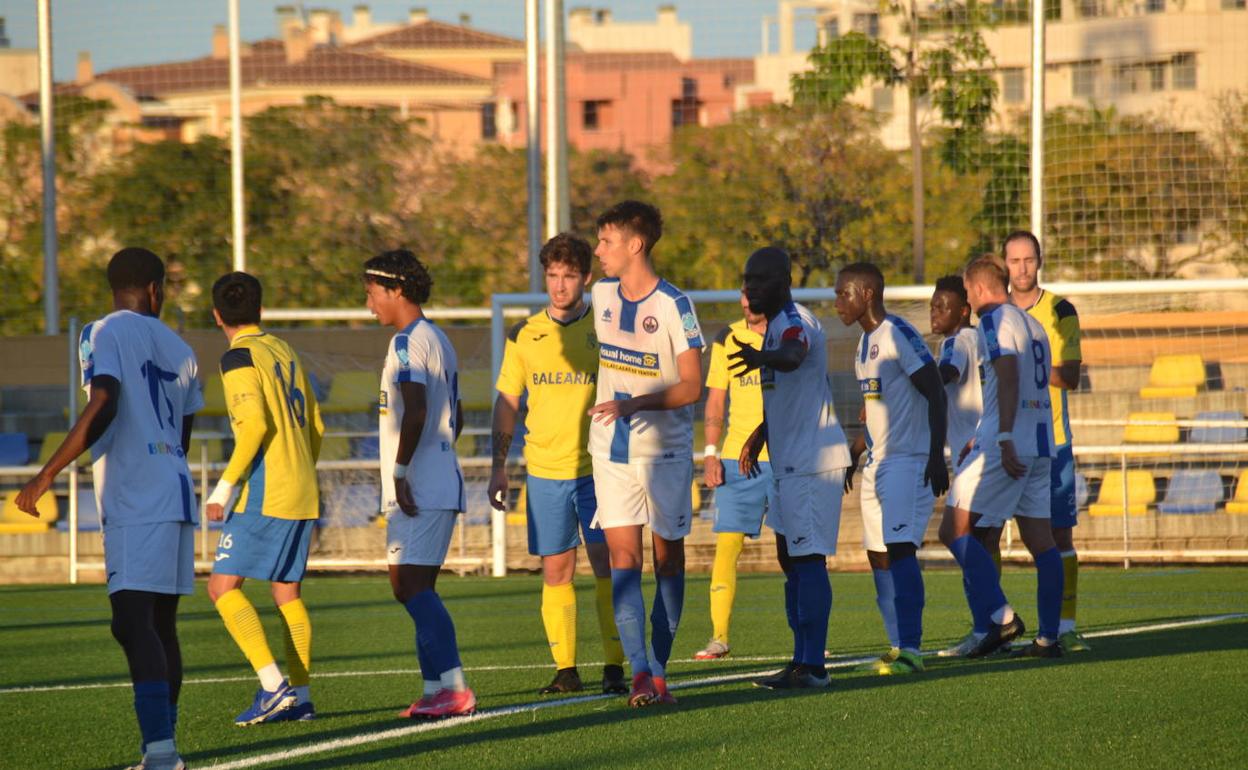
[159,619,1245,770]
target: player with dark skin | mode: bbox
[930,285,973,387]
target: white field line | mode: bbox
[2,612,1243,697]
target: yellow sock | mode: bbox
[1060,550,1079,628]
[541,582,577,670]
[278,598,312,688]
[595,577,624,667]
[710,532,745,645]
[215,589,276,674]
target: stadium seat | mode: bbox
[1075,473,1089,510]
[0,432,29,466]
[1189,411,1247,445]
[321,370,380,414]
[321,483,379,527]
[37,432,91,467]
[507,482,527,526]
[691,479,703,514]
[0,489,57,532]
[1088,470,1156,517]
[1228,470,1248,515]
[201,374,228,416]
[1139,354,1205,399]
[1123,412,1179,445]
[186,437,224,465]
[352,435,379,459]
[317,435,352,462]
[1156,470,1223,515]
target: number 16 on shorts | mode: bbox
[215,532,234,562]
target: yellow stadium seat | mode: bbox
[457,369,493,412]
[506,482,528,526]
[201,374,228,416]
[322,370,380,414]
[1228,470,1248,515]
[1123,412,1179,445]
[37,432,91,467]
[317,435,352,462]
[1,489,58,525]
[186,437,224,465]
[1088,470,1156,517]
[691,479,702,513]
[1140,354,1205,399]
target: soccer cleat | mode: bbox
[402,687,477,719]
[853,647,900,673]
[939,630,986,658]
[1012,639,1065,659]
[652,676,678,705]
[234,680,297,726]
[538,667,583,695]
[967,614,1026,659]
[753,661,800,689]
[1059,630,1092,652]
[601,664,628,695]
[693,639,731,660]
[876,650,925,675]
[628,672,659,707]
[270,701,316,722]
[124,750,186,770]
[756,663,829,690]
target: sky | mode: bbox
[1,1,822,80]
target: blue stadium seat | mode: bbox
[352,435,380,459]
[0,433,29,466]
[1156,470,1224,515]
[1189,411,1247,445]
[322,483,379,527]
[1075,473,1089,510]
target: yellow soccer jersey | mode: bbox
[705,320,768,463]
[1024,290,1081,447]
[220,326,324,519]
[495,307,598,480]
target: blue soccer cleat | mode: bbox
[271,700,317,722]
[234,680,297,726]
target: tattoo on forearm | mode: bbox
[705,417,724,429]
[491,431,513,467]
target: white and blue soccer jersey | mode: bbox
[379,318,466,513]
[79,310,203,528]
[854,314,935,464]
[975,303,1055,458]
[938,327,983,458]
[761,302,850,477]
[588,278,703,464]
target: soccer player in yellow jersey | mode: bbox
[489,233,627,696]
[1005,230,1090,653]
[693,292,775,660]
[204,272,324,725]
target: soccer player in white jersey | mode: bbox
[17,247,201,770]
[587,201,704,707]
[929,275,992,658]
[732,247,852,690]
[364,249,475,718]
[939,255,1066,659]
[836,263,948,676]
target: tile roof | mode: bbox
[349,19,522,50]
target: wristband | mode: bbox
[393,462,409,480]
[703,444,719,458]
[995,431,1013,445]
[207,480,236,509]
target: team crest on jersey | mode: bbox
[601,308,613,323]
[642,315,659,334]
[869,344,879,360]
[396,348,410,366]
[79,337,93,363]
[681,312,699,339]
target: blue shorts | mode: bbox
[712,462,774,537]
[213,512,314,583]
[526,474,604,557]
[1050,443,1078,529]
[104,521,195,596]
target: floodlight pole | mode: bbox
[543,0,570,239]
[228,0,246,272]
[38,0,59,335]
[525,0,542,292]
[1029,0,1045,245]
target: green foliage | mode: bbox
[791,32,900,109]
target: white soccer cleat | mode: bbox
[939,630,986,658]
[693,639,730,660]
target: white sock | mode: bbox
[145,739,176,758]
[293,685,311,705]
[1058,619,1076,635]
[1035,635,1054,647]
[423,679,440,696]
[970,631,987,641]
[440,667,467,692]
[990,604,1015,625]
[257,663,284,692]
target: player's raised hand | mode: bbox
[925,453,950,497]
[487,468,509,512]
[15,474,52,518]
[999,440,1026,480]
[726,337,765,375]
[395,477,420,516]
[703,455,724,488]
[587,397,636,426]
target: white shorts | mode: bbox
[945,453,973,510]
[103,521,195,596]
[860,456,936,552]
[949,449,1051,527]
[591,459,693,541]
[771,470,846,558]
[386,509,457,566]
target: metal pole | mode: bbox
[489,296,507,577]
[1029,0,1045,242]
[525,0,542,292]
[543,0,570,239]
[68,317,79,583]
[200,441,209,564]
[1120,453,1130,569]
[228,0,246,271]
[37,0,59,335]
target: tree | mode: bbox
[791,4,999,283]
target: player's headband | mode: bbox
[365,268,401,280]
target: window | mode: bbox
[1003,68,1025,104]
[1113,65,1140,96]
[1146,0,1165,12]
[480,102,496,140]
[852,12,880,38]
[1076,0,1104,17]
[1172,53,1196,90]
[823,18,840,40]
[1222,0,1245,8]
[1147,61,1165,92]
[871,86,893,114]
[672,78,700,128]
[583,100,601,131]
[1072,62,1098,98]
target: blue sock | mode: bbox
[783,570,800,662]
[793,560,831,667]
[611,568,649,675]
[963,575,991,634]
[889,554,925,652]
[132,680,173,747]
[1034,547,1064,641]
[871,567,900,648]
[404,592,462,677]
[649,571,685,678]
[949,535,1008,622]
